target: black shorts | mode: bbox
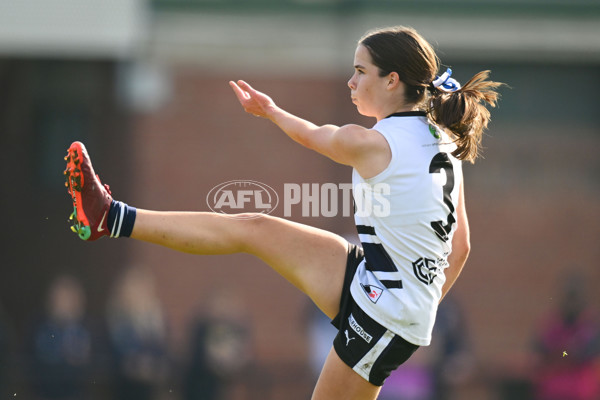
[331,243,419,386]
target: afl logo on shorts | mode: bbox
[412,257,438,285]
[207,180,279,218]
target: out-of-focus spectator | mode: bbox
[106,266,170,400]
[0,302,13,394]
[378,294,473,400]
[183,291,252,400]
[430,294,474,400]
[532,272,600,400]
[30,274,92,400]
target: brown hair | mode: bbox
[359,26,504,163]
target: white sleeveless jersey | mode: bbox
[350,111,463,346]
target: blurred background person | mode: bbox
[531,272,600,400]
[377,294,473,400]
[106,266,170,400]
[182,291,252,400]
[0,301,14,396]
[29,274,92,400]
[429,294,474,400]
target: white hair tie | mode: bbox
[432,68,461,92]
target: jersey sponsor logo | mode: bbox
[428,124,441,139]
[348,313,373,343]
[360,283,383,303]
[207,180,279,218]
[436,257,449,269]
[412,257,439,285]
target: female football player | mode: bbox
[64,26,502,399]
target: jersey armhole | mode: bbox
[362,128,395,184]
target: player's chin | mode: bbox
[355,105,372,118]
[354,102,365,115]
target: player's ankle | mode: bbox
[107,200,137,238]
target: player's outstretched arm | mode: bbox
[229,80,340,154]
[229,80,388,176]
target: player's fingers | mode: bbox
[229,80,249,102]
[237,80,256,95]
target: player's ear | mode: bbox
[386,72,401,90]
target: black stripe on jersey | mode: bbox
[380,280,403,289]
[357,225,403,288]
[362,242,398,273]
[356,225,376,235]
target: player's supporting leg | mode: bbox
[131,209,349,318]
[312,348,381,400]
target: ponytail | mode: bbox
[427,70,503,163]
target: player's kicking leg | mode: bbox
[65,141,344,316]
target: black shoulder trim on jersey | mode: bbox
[385,111,427,119]
[356,225,376,235]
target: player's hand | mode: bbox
[229,80,276,119]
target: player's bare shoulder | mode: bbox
[336,124,391,179]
